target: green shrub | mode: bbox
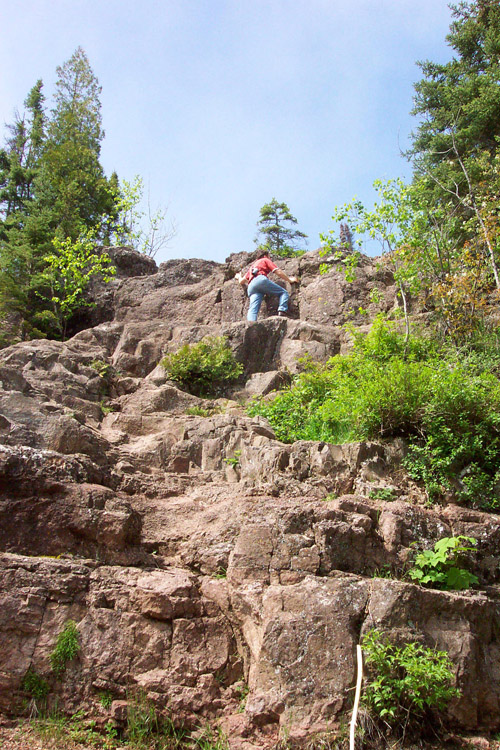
[223,450,241,468]
[362,629,459,733]
[161,336,243,397]
[98,690,114,709]
[21,668,49,704]
[248,318,500,509]
[368,488,396,502]
[186,405,212,417]
[346,314,439,363]
[90,359,114,379]
[50,620,80,678]
[408,536,478,590]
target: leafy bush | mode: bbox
[248,318,500,509]
[50,620,80,678]
[21,668,49,705]
[362,629,459,733]
[161,336,243,397]
[368,487,396,502]
[408,536,478,590]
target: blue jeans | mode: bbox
[247,275,289,321]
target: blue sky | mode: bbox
[0,0,454,264]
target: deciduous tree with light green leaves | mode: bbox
[36,231,115,339]
[320,178,425,340]
[108,175,177,258]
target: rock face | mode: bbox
[0,247,499,747]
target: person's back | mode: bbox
[235,250,298,321]
[243,255,277,283]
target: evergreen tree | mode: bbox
[0,81,47,336]
[0,50,118,342]
[36,46,115,240]
[409,1,500,292]
[0,80,45,220]
[411,1,500,191]
[255,198,307,258]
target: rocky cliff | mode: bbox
[1,247,500,748]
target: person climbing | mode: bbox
[235,250,299,322]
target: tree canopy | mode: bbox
[255,198,307,258]
[0,49,119,343]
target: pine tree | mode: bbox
[0,81,47,338]
[255,198,307,258]
[411,1,500,192]
[409,1,500,288]
[36,47,114,240]
[0,80,45,219]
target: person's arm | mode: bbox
[274,268,298,284]
[235,271,248,286]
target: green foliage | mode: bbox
[193,724,229,750]
[212,567,227,580]
[21,668,49,704]
[408,536,479,590]
[36,231,115,338]
[91,359,114,379]
[98,690,114,709]
[411,1,500,189]
[50,620,80,678]
[368,487,396,502]
[32,707,119,748]
[406,2,500,322]
[126,690,188,749]
[319,248,360,282]
[362,629,459,732]
[234,682,249,713]
[319,179,421,309]
[248,318,500,509]
[107,174,177,258]
[255,197,307,258]
[161,336,243,397]
[0,48,171,346]
[27,694,230,750]
[223,450,241,467]
[100,400,116,416]
[126,691,161,746]
[38,46,114,240]
[186,404,223,417]
[186,406,211,417]
[0,80,45,217]
[322,492,337,503]
[371,564,393,579]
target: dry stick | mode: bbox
[350,644,363,750]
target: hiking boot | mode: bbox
[277,311,289,318]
